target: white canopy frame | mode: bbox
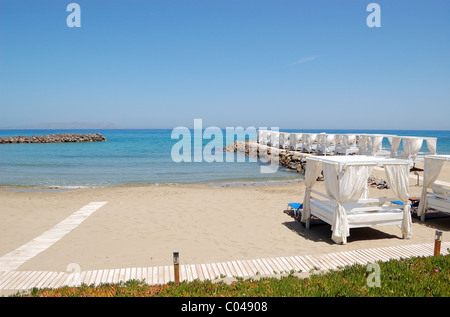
[390,136,438,163]
[417,155,450,221]
[301,155,412,244]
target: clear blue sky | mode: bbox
[0,0,449,129]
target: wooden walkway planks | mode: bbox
[0,202,108,272]
[0,242,448,294]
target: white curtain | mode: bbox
[325,134,335,145]
[426,138,437,155]
[417,157,445,217]
[290,133,302,150]
[403,137,423,160]
[388,136,402,158]
[304,134,317,152]
[262,131,269,145]
[271,132,280,148]
[280,133,289,149]
[358,135,368,154]
[301,160,323,222]
[384,164,412,239]
[321,134,335,154]
[295,134,303,150]
[322,163,374,244]
[346,135,356,146]
[369,136,384,155]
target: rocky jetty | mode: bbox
[0,133,107,144]
[223,140,308,174]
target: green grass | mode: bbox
[15,255,449,297]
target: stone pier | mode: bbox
[223,140,312,174]
[0,133,107,144]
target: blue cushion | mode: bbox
[391,200,416,207]
[288,203,303,210]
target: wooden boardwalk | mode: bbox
[1,242,448,294]
[0,202,108,272]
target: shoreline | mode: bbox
[0,172,304,191]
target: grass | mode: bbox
[14,254,450,297]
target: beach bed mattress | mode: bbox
[310,199,404,228]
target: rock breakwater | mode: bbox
[0,133,107,144]
[223,140,308,174]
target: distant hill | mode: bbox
[2,122,122,129]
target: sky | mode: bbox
[0,0,449,130]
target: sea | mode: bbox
[0,129,449,188]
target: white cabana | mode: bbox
[417,155,450,221]
[317,133,336,155]
[391,136,438,163]
[357,134,369,154]
[258,130,270,145]
[387,136,402,158]
[279,132,290,149]
[269,131,279,148]
[290,133,303,150]
[402,136,424,162]
[357,134,393,157]
[300,155,412,244]
[302,133,318,153]
[335,134,358,155]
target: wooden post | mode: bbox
[434,231,443,256]
[173,251,180,283]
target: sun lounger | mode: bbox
[284,203,303,219]
[417,155,450,221]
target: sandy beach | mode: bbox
[0,161,449,275]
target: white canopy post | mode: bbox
[323,162,374,244]
[301,159,323,224]
[383,164,412,239]
[417,156,445,220]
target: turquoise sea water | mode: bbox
[0,129,449,187]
